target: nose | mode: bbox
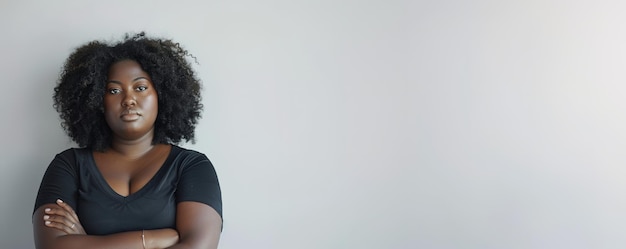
[122,93,137,107]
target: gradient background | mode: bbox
[1,0,624,248]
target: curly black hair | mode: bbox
[53,32,203,151]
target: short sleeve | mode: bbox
[175,152,222,218]
[33,149,79,213]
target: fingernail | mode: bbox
[43,215,49,220]
[57,199,63,203]
[44,208,51,212]
[45,221,51,225]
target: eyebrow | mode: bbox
[106,77,150,84]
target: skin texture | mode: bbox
[104,60,159,145]
[33,60,222,249]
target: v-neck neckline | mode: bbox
[87,145,177,201]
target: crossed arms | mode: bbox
[33,199,222,249]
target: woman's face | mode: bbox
[104,60,159,141]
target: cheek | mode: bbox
[103,98,113,111]
[102,97,120,114]
[102,98,117,124]
[145,94,159,116]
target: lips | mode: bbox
[120,109,142,121]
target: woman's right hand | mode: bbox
[43,199,86,235]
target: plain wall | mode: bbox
[1,0,624,248]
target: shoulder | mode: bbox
[55,147,91,157]
[172,145,211,162]
[51,147,89,164]
[170,145,216,172]
[47,147,93,171]
[38,148,90,189]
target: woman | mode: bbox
[32,32,222,249]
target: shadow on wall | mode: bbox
[1,61,74,249]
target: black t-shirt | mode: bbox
[34,145,222,235]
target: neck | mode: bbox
[109,132,156,159]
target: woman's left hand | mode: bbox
[43,199,86,235]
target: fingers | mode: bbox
[44,201,78,224]
[44,208,75,228]
[43,211,75,234]
[55,199,80,221]
[42,199,81,233]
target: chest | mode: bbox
[93,149,170,197]
[76,177,178,235]
[76,154,179,235]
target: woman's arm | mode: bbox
[166,152,222,249]
[165,201,222,249]
[33,201,179,249]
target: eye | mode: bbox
[135,86,148,92]
[108,88,121,94]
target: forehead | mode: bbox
[107,60,150,80]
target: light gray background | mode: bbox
[1,0,624,248]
